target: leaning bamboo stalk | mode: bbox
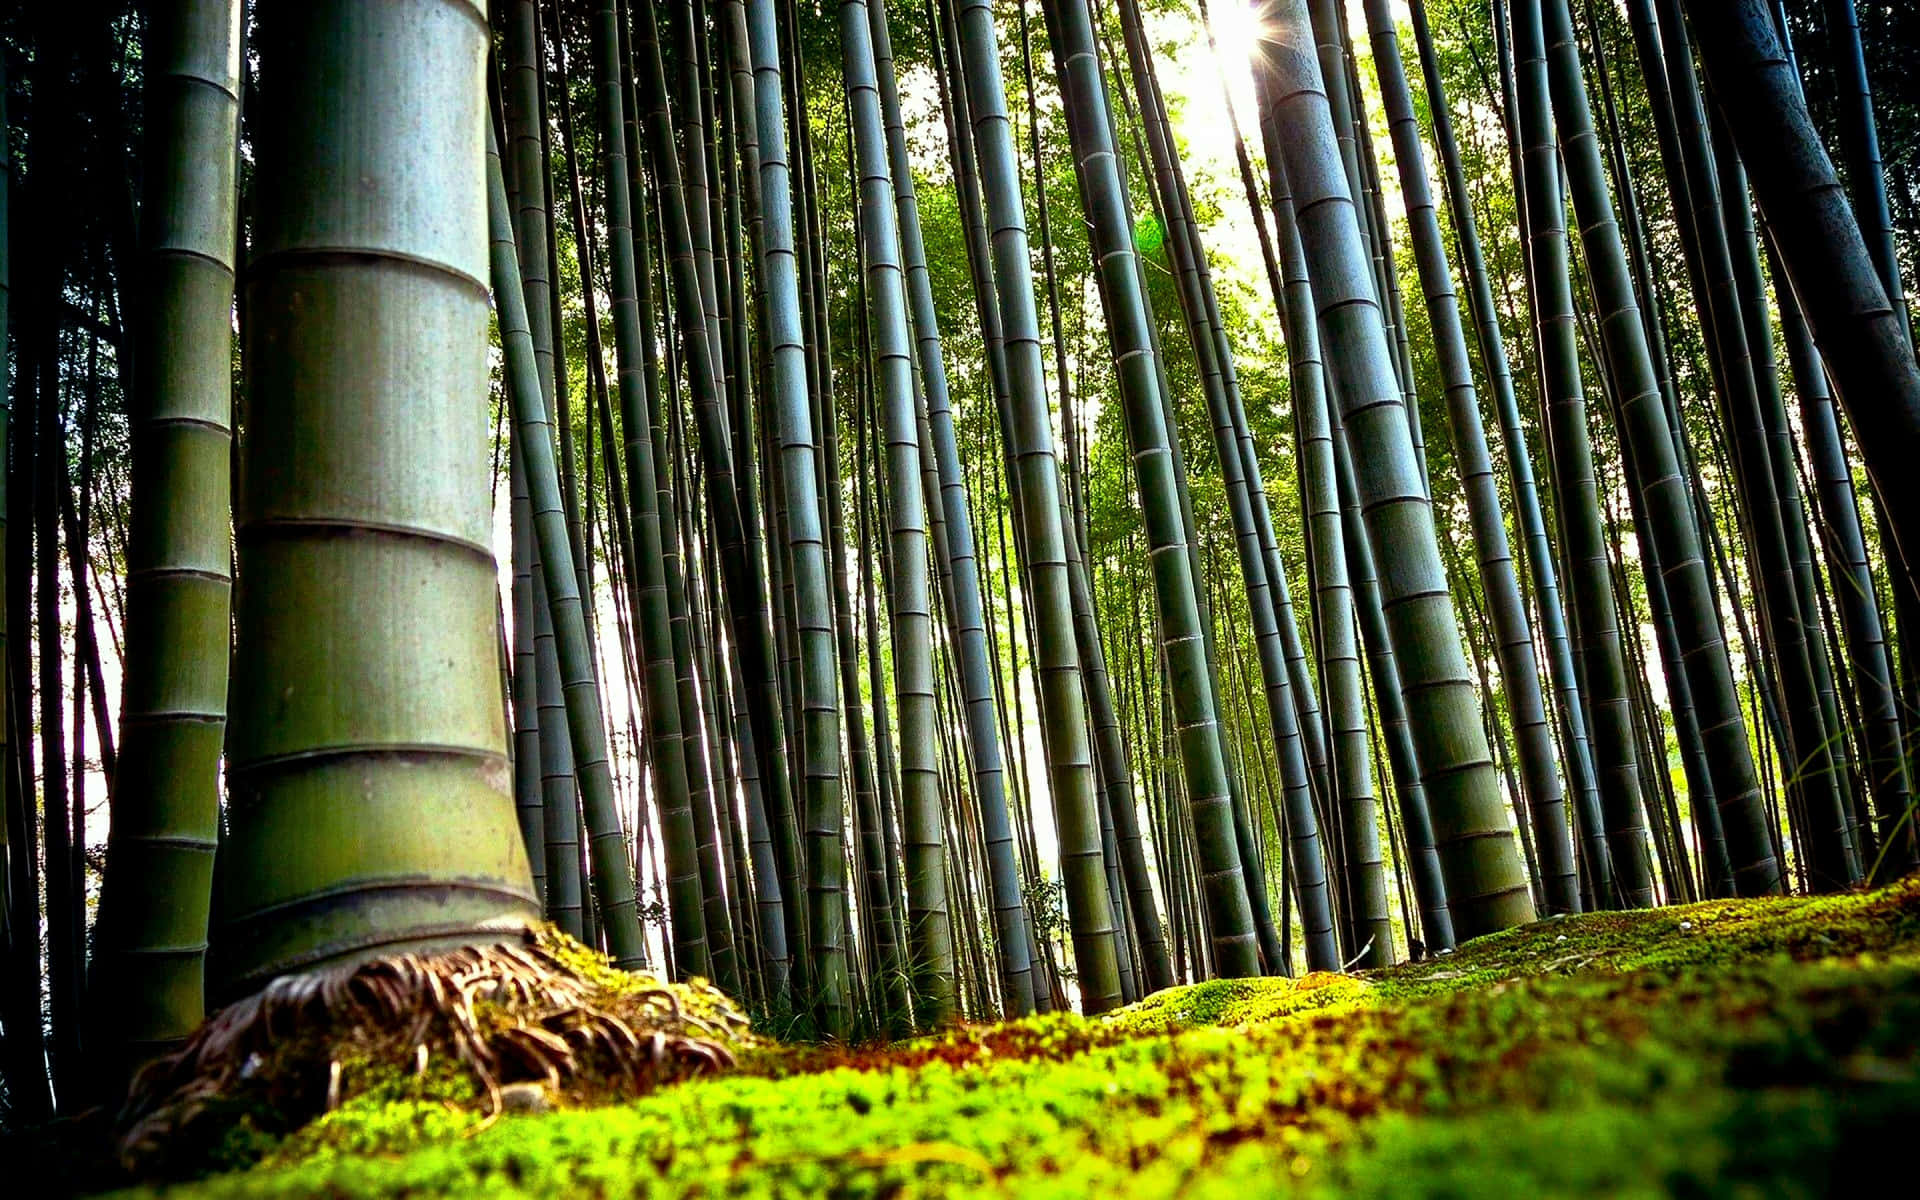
[488,129,650,966]
[1258,0,1535,940]
[1510,0,1654,906]
[952,0,1122,1011]
[1679,0,1920,589]
[1255,86,1387,965]
[1362,0,1577,915]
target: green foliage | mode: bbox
[118,879,1920,1198]
[1133,210,1165,259]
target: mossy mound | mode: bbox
[1102,876,1920,1037]
[113,928,752,1181]
[1107,970,1369,1035]
[116,879,1920,1198]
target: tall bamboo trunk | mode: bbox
[1257,93,1388,965]
[744,0,852,1034]
[1435,0,1614,908]
[1508,0,1655,906]
[1822,0,1910,352]
[490,130,653,964]
[94,0,240,1070]
[1259,0,1535,939]
[839,0,957,1022]
[1244,71,1342,974]
[1362,0,1578,917]
[717,0,798,997]
[1048,10,1260,973]
[863,0,1036,1013]
[1679,0,1920,591]
[1540,0,1786,898]
[216,0,539,998]
[1643,0,1838,890]
[636,0,802,999]
[1777,265,1916,876]
[952,0,1122,1011]
[590,0,712,972]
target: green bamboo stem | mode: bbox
[591,0,712,974]
[509,439,547,906]
[634,0,802,994]
[1510,0,1655,906]
[1256,97,1389,965]
[870,0,1037,1015]
[1713,121,1855,883]
[717,0,800,994]
[953,0,1122,1012]
[531,557,585,940]
[1430,0,1612,908]
[744,0,852,1034]
[1778,261,1917,876]
[1584,0,1729,898]
[95,0,240,1066]
[1363,0,1579,918]
[1260,0,1535,940]
[1107,0,1292,973]
[1822,0,1910,351]
[1649,0,1830,890]
[489,128,649,966]
[1328,393,1448,956]
[841,0,957,1020]
[1678,0,1920,600]
[216,0,539,998]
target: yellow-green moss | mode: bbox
[532,928,757,1051]
[1107,971,1370,1036]
[263,1100,481,1169]
[112,878,1920,1198]
[1114,875,1920,1028]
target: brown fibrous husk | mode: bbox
[114,927,750,1173]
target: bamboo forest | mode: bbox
[1,0,1919,1193]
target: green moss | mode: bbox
[1107,971,1370,1036]
[532,928,757,1050]
[264,1101,480,1169]
[114,879,1920,1198]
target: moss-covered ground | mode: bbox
[119,879,1920,1197]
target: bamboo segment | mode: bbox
[1046,0,1258,979]
[1681,0,1920,593]
[1510,0,1653,906]
[589,0,709,972]
[490,131,656,965]
[1363,0,1578,918]
[744,0,852,1035]
[841,0,957,1021]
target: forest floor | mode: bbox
[111,877,1920,1198]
